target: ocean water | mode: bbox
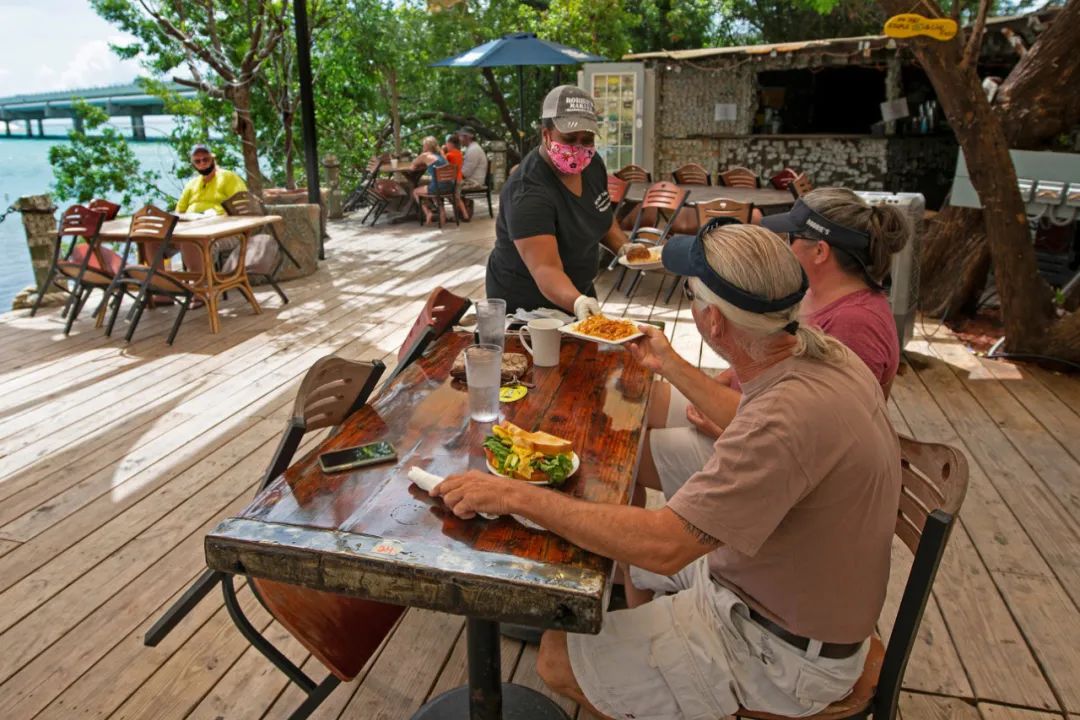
[0,136,184,310]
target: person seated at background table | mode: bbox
[458,125,489,192]
[433,223,901,720]
[411,135,456,226]
[442,133,471,221]
[485,85,635,318]
[643,187,911,499]
[143,144,247,304]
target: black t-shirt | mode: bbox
[486,148,612,313]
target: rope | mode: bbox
[0,204,15,225]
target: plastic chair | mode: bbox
[770,168,799,190]
[343,153,390,214]
[718,165,760,188]
[222,191,301,304]
[102,204,191,344]
[87,198,121,220]
[618,182,691,299]
[672,163,712,186]
[144,356,390,720]
[614,164,652,184]
[663,197,757,302]
[790,172,814,199]
[735,435,968,720]
[29,204,108,335]
[387,286,472,385]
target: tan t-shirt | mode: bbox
[666,347,901,643]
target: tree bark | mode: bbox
[916,0,1080,318]
[230,83,264,194]
[878,0,1060,355]
[388,68,401,155]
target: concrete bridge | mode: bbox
[0,80,195,140]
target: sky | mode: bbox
[0,0,143,98]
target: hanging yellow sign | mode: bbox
[884,14,958,41]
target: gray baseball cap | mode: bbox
[541,85,599,135]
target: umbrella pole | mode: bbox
[517,65,526,159]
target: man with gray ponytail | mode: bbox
[433,222,902,720]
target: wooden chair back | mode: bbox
[58,204,106,239]
[697,197,755,225]
[769,168,799,190]
[87,198,122,220]
[629,182,691,245]
[253,356,402,682]
[432,163,457,188]
[640,181,691,213]
[222,190,266,218]
[672,163,711,186]
[128,204,178,242]
[719,166,759,188]
[607,174,629,205]
[390,287,472,384]
[737,435,968,720]
[790,172,813,199]
[615,164,651,184]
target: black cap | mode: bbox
[458,126,476,137]
[662,217,809,314]
[760,199,880,288]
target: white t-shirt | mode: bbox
[461,142,488,186]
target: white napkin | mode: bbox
[512,307,574,325]
[408,466,543,529]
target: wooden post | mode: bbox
[323,154,343,219]
[490,140,508,192]
[11,194,62,311]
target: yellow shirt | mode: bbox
[175,168,248,214]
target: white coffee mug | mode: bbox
[518,318,562,367]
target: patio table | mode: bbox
[624,182,795,212]
[204,330,652,719]
[99,214,280,334]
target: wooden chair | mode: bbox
[344,152,390,214]
[619,182,691,299]
[672,162,712,186]
[144,356,390,720]
[362,158,409,227]
[718,165,760,188]
[102,204,191,344]
[789,172,814,199]
[460,169,495,219]
[87,197,121,220]
[769,168,799,191]
[736,435,968,720]
[387,286,472,385]
[420,163,460,229]
[29,204,109,335]
[608,174,629,218]
[614,163,652,184]
[222,191,300,304]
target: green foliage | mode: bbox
[48,100,171,207]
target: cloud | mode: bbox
[36,38,142,91]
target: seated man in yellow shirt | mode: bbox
[146,145,248,290]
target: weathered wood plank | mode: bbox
[512,641,579,716]
[899,692,981,720]
[978,703,1064,720]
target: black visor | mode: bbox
[662,217,809,314]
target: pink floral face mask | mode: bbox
[547,139,596,175]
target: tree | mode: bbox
[877,0,1080,360]
[92,0,290,194]
[49,101,171,207]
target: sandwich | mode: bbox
[482,421,574,485]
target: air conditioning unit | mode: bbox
[854,191,924,352]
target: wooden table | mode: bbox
[624,182,794,211]
[205,331,651,719]
[100,214,281,334]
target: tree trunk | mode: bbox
[388,68,401,155]
[878,0,1059,355]
[283,107,296,190]
[231,83,264,194]
[915,0,1080,318]
[480,67,522,162]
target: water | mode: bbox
[475,298,507,349]
[465,344,502,422]
[0,137,184,310]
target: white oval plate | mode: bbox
[485,451,580,485]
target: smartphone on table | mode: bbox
[319,441,397,473]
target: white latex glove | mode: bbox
[573,295,602,321]
[617,242,650,257]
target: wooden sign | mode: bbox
[884,14,958,41]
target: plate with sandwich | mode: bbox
[482,421,578,486]
[617,245,663,269]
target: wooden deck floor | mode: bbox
[0,210,1078,720]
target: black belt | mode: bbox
[748,609,863,660]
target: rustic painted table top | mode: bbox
[205,331,652,634]
[624,182,794,208]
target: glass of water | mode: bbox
[465,343,502,422]
[475,298,507,349]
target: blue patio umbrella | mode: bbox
[431,33,605,155]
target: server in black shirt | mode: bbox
[486,85,640,318]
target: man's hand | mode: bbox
[686,403,723,438]
[573,295,602,321]
[431,470,520,519]
[628,323,679,375]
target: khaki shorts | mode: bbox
[567,558,867,720]
[649,386,716,498]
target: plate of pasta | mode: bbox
[560,314,644,345]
